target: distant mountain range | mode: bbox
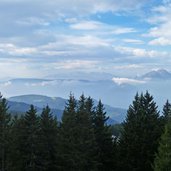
[1,69,171,113]
[8,94,127,124]
[7,100,64,121]
[140,69,171,80]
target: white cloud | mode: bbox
[149,37,171,46]
[113,64,143,70]
[53,60,99,70]
[114,46,168,58]
[70,21,102,30]
[0,43,37,56]
[0,81,12,87]
[147,3,171,46]
[70,20,136,34]
[16,17,50,26]
[123,39,144,44]
[112,77,146,85]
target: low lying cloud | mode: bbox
[113,64,143,70]
[112,77,146,85]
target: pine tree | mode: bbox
[93,100,115,170]
[75,94,97,170]
[0,94,11,171]
[21,105,41,171]
[153,119,171,171]
[59,94,78,170]
[119,91,162,171]
[162,100,171,125]
[153,100,171,171]
[39,105,59,171]
[60,94,98,170]
[8,115,25,171]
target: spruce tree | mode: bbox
[21,105,41,171]
[153,119,171,171]
[59,94,78,170]
[0,95,11,171]
[119,91,162,171]
[8,115,25,171]
[94,100,115,170]
[75,94,97,170]
[39,105,59,171]
[153,100,171,171]
[162,100,171,125]
[60,94,98,170]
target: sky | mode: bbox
[0,0,171,79]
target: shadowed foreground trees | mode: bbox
[118,91,162,171]
[153,100,171,171]
[0,92,170,170]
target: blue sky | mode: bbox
[0,0,171,79]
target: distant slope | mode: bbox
[7,100,63,120]
[8,94,127,123]
[9,94,66,110]
[141,69,171,80]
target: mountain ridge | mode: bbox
[8,94,127,123]
[140,69,171,80]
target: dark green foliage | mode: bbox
[0,91,169,171]
[153,120,171,171]
[60,94,98,170]
[162,100,171,124]
[39,105,59,171]
[153,101,171,171]
[0,94,11,171]
[8,115,25,171]
[23,105,41,170]
[93,100,115,170]
[119,91,162,171]
[59,94,78,170]
[10,105,41,171]
[111,124,123,138]
[76,95,98,170]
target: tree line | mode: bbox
[0,91,171,171]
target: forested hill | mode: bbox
[8,94,126,123]
[1,91,171,170]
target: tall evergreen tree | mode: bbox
[20,105,41,171]
[39,105,59,171]
[8,115,25,171]
[94,100,115,170]
[59,94,78,170]
[60,94,98,170]
[0,94,11,171]
[119,91,162,171]
[153,100,171,171]
[153,119,171,171]
[162,100,171,124]
[75,94,97,170]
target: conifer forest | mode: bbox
[0,91,171,171]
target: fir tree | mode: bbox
[8,115,25,171]
[39,105,59,171]
[75,94,97,170]
[21,105,41,171]
[60,94,98,170]
[162,100,171,125]
[153,100,171,171]
[0,94,11,171]
[59,94,78,170]
[153,119,171,171]
[119,91,162,171]
[94,100,115,170]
